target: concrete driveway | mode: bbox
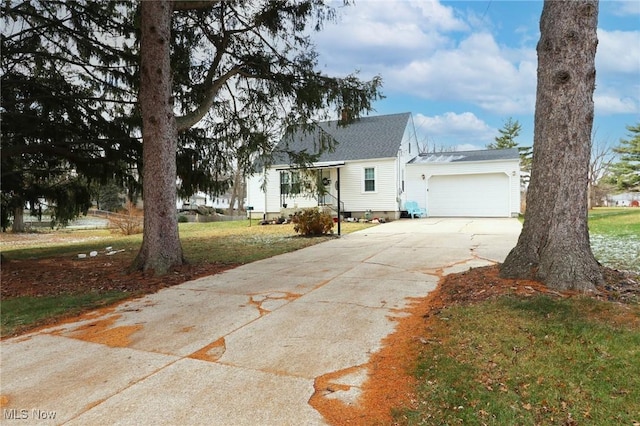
[1,218,521,425]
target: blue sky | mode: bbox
[311,0,640,151]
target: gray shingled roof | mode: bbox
[408,148,520,164]
[273,112,411,165]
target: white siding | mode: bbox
[245,168,317,217]
[245,118,415,219]
[339,159,399,213]
[398,116,418,208]
[246,158,403,218]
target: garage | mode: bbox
[428,173,510,217]
[404,148,521,218]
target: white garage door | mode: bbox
[428,173,509,217]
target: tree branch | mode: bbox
[173,1,220,12]
[175,66,242,132]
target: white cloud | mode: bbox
[388,33,537,114]
[594,93,640,115]
[407,0,468,32]
[594,29,640,115]
[413,112,495,149]
[597,29,640,74]
[314,0,465,73]
[608,1,640,16]
[313,0,636,142]
[314,1,539,115]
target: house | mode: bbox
[176,192,239,212]
[245,112,521,220]
[405,149,521,217]
[246,112,417,221]
[605,192,640,207]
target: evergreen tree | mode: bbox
[488,117,522,149]
[1,1,140,230]
[608,123,640,191]
[132,0,383,274]
[2,1,382,275]
[488,118,532,186]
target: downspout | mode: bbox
[337,167,341,236]
[263,170,268,221]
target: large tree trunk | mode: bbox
[500,0,602,292]
[131,0,184,274]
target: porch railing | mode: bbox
[316,192,345,215]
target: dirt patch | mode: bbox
[189,337,227,362]
[63,313,143,348]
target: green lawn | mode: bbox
[396,296,640,425]
[588,207,640,272]
[588,207,640,238]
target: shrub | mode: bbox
[178,215,189,223]
[197,205,215,215]
[108,201,143,235]
[291,208,334,236]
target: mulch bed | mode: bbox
[1,253,235,299]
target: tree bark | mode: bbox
[131,0,184,274]
[11,206,24,232]
[500,0,602,292]
[227,168,244,215]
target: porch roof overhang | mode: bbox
[275,161,345,171]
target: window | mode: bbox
[364,167,375,192]
[280,171,301,195]
[280,171,291,195]
[291,171,301,194]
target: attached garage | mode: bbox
[405,149,521,218]
[428,173,510,217]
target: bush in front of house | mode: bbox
[291,208,334,236]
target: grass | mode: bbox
[588,207,640,238]
[396,296,640,425]
[0,220,373,262]
[0,220,374,336]
[588,207,640,272]
[1,292,131,335]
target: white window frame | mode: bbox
[363,166,376,193]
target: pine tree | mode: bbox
[133,1,383,274]
[2,1,382,274]
[608,123,640,191]
[1,1,140,230]
[488,118,522,149]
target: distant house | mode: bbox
[176,192,240,212]
[245,112,521,220]
[605,192,640,207]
